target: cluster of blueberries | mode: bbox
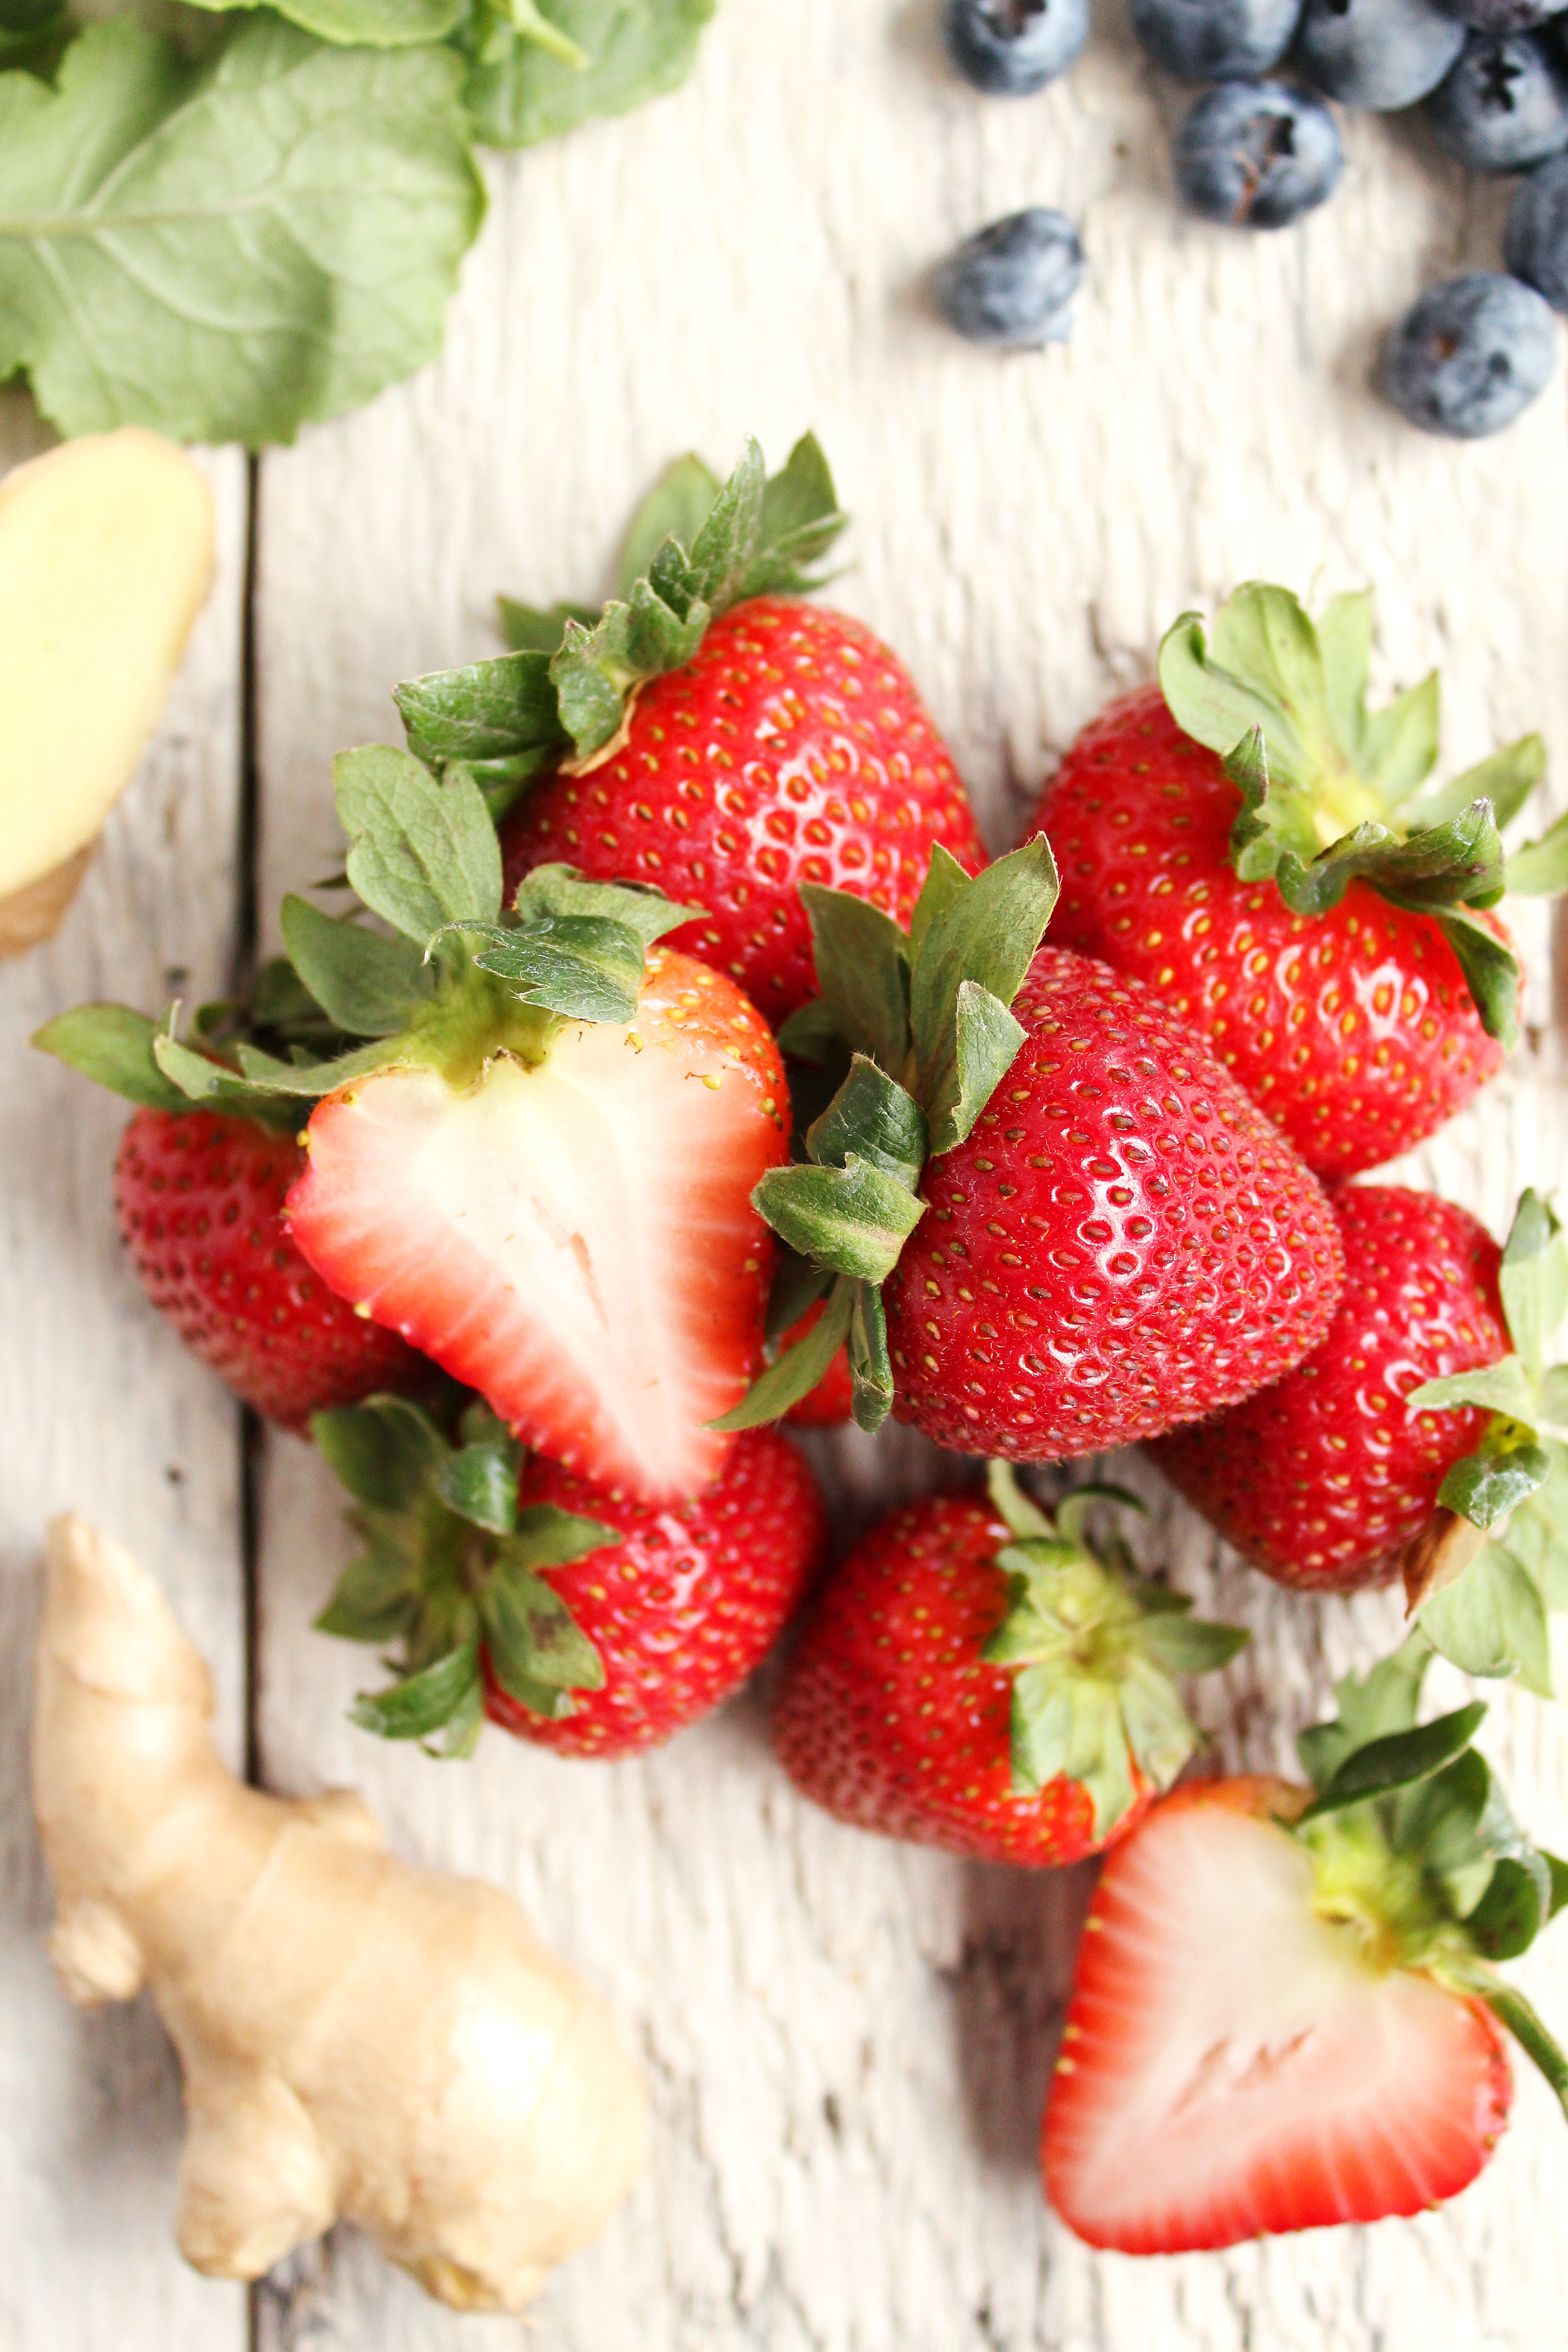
[931,0,1568,437]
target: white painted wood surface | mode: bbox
[4,0,1568,2344]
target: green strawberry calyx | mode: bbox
[1289,1631,1568,2115]
[711,838,1061,1435]
[1399,1191,1568,1697]
[389,433,848,811]
[980,1464,1247,1840]
[1159,583,1560,1049]
[311,1389,619,1759]
[35,748,705,1121]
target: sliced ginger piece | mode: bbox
[0,429,214,948]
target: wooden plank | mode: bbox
[248,4,1568,2347]
[0,398,250,2352]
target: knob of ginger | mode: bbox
[31,1514,648,2313]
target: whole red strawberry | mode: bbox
[501,598,985,1025]
[1152,1185,1508,1592]
[725,849,1345,1460]
[1042,1642,1568,2252]
[314,1393,824,1760]
[773,1466,1245,1866]
[1025,585,1554,1179]
[113,1108,424,1432]
[393,437,985,1030]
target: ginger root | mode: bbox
[31,1516,647,2313]
[0,431,214,954]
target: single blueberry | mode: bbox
[1430,0,1566,33]
[1296,0,1466,108]
[933,209,1087,345]
[1383,272,1557,435]
[1173,81,1343,223]
[1132,0,1304,80]
[1427,31,1568,167]
[941,0,1091,91]
[1505,152,1568,310]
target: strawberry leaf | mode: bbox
[1408,1356,1539,1422]
[312,1394,451,1509]
[1274,801,1505,921]
[182,0,464,44]
[434,1440,522,1534]
[1471,1980,1568,2120]
[502,1505,618,1571]
[1419,1543,1553,1696]
[33,1004,192,1114]
[751,1158,925,1284]
[509,863,704,947]
[1499,1191,1568,1382]
[1404,735,1545,834]
[709,1274,855,1431]
[336,746,502,941]
[545,434,846,760]
[313,1536,418,1645]
[348,1639,481,1742]
[0,17,483,446]
[797,885,912,1075]
[933,980,1025,1157]
[392,650,568,775]
[480,1559,603,1701]
[616,455,722,599]
[804,1057,928,1188]
[1297,1634,1431,1793]
[1433,909,1520,1049]
[907,840,1058,1135]
[1437,1435,1551,1529]
[1506,808,1568,898]
[279,896,434,1038]
[764,1249,836,1347]
[847,1279,895,1434]
[496,599,600,655]
[1296,1703,1487,1823]
[1133,1612,1250,1676]
[474,913,653,1024]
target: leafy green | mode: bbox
[1158,583,1553,1041]
[0,17,485,446]
[33,1004,192,1114]
[460,0,715,151]
[336,748,504,941]
[279,896,434,1037]
[184,0,465,47]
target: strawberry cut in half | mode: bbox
[106,746,789,1502]
[313,1390,825,1759]
[719,843,1344,1460]
[773,1463,1246,1866]
[1027,585,1566,1178]
[1043,1634,1568,2252]
[389,436,987,1029]
[34,996,426,1433]
[1156,1186,1568,1696]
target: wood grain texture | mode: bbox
[247,4,1568,2348]
[0,401,251,2351]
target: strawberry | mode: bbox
[722,845,1344,1460]
[778,1296,853,1427]
[114,1107,424,1432]
[390,436,986,1029]
[1155,1187,1568,1696]
[1025,585,1563,1178]
[773,1463,1246,1866]
[1042,1637,1568,2253]
[313,1392,825,1759]
[35,997,425,1433]
[1154,1184,1508,1592]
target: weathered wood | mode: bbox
[246,4,1568,2346]
[0,397,250,2352]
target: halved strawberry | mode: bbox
[287,930,786,1502]
[1043,1639,1568,2253]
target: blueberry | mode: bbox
[1132,0,1304,80]
[940,0,1090,91]
[1297,0,1466,108]
[933,209,1087,345]
[1173,81,1343,223]
[1431,0,1566,32]
[1383,272,1557,435]
[1505,152,1568,310]
[1427,31,1568,167]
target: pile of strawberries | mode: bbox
[39,437,1568,2255]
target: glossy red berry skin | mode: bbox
[113,1107,425,1432]
[500,598,986,1026]
[1027,684,1509,1181]
[780,1296,854,1428]
[1152,1186,1508,1591]
[885,948,1345,1460]
[481,1430,826,1758]
[773,1492,1150,1865]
